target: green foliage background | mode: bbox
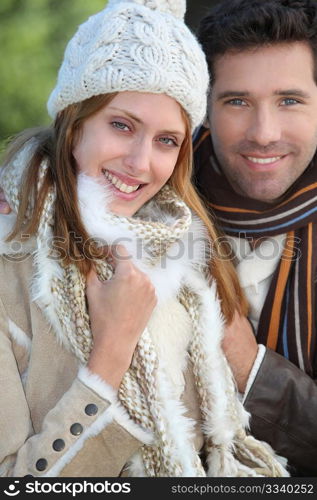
[0,0,214,152]
[0,0,106,150]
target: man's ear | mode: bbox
[204,88,212,129]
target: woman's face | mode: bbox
[72,91,186,216]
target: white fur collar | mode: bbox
[0,173,209,301]
[76,174,209,304]
[0,175,210,357]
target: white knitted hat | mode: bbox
[47,0,209,130]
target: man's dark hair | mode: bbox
[198,0,317,82]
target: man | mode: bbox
[193,0,317,476]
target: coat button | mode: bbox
[36,458,48,471]
[52,439,65,452]
[85,404,98,416]
[70,423,83,436]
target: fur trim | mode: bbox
[147,299,191,398]
[148,365,198,476]
[78,366,153,445]
[77,174,209,305]
[243,344,266,403]
[188,277,251,442]
[124,451,147,476]
[31,240,69,350]
[8,319,31,353]
[78,365,118,402]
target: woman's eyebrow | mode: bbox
[107,106,185,137]
[107,106,143,123]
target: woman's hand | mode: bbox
[0,188,11,214]
[86,245,157,389]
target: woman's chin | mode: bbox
[108,201,137,217]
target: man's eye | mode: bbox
[226,98,247,106]
[281,98,299,106]
[111,121,130,130]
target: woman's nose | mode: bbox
[123,138,152,174]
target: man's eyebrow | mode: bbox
[216,89,311,100]
[216,91,250,100]
[274,89,311,98]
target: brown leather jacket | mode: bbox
[244,349,317,476]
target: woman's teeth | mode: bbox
[246,156,282,164]
[103,170,140,193]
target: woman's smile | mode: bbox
[101,168,147,200]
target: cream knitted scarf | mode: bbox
[0,151,288,477]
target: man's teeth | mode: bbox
[246,156,282,164]
[103,170,140,193]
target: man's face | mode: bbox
[209,42,317,203]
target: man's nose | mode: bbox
[123,138,152,174]
[246,106,281,146]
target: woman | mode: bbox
[0,0,288,477]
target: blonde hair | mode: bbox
[4,93,247,321]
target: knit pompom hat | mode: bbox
[47,0,209,130]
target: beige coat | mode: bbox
[0,174,288,478]
[0,253,204,477]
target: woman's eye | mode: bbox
[158,137,177,146]
[111,121,130,131]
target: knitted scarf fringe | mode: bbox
[38,192,289,476]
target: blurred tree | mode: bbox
[0,0,218,151]
[0,0,105,148]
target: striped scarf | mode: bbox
[193,126,317,377]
